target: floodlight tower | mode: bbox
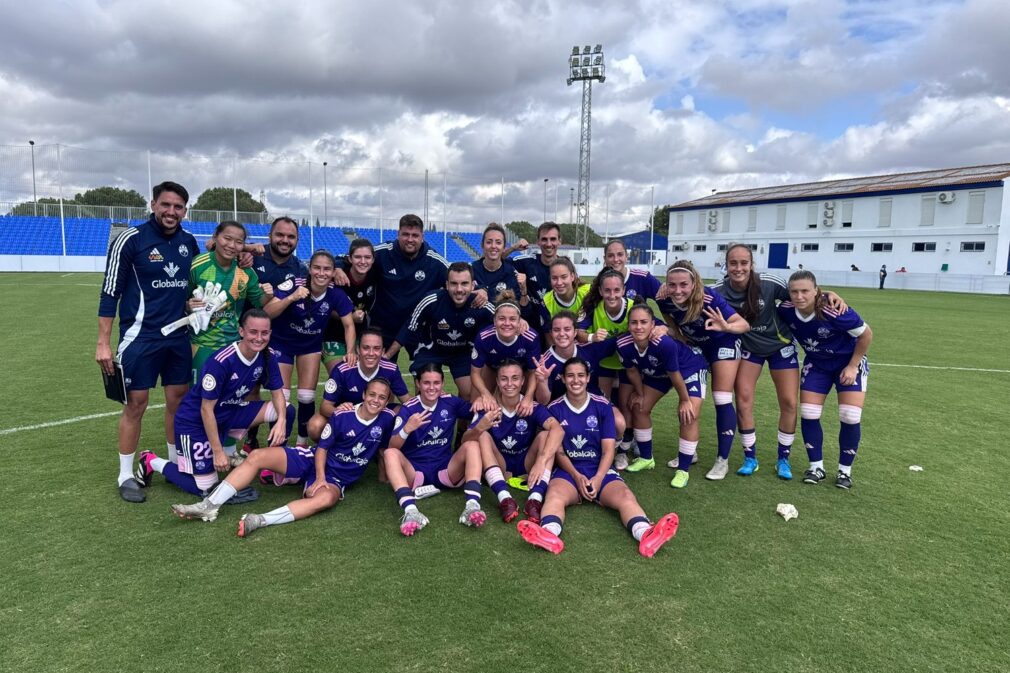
[567,44,605,247]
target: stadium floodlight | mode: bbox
[567,43,605,247]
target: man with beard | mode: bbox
[247,216,307,297]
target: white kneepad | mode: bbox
[799,403,823,420]
[838,404,862,424]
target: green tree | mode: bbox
[73,187,146,208]
[192,187,266,214]
[504,220,536,242]
[651,205,670,237]
[9,197,60,216]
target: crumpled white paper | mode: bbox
[909,465,924,472]
[776,503,799,521]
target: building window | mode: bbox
[693,244,707,252]
[716,244,728,252]
[879,198,892,228]
[807,203,818,229]
[912,242,936,252]
[747,207,757,232]
[721,208,731,233]
[834,243,854,252]
[920,196,935,226]
[675,212,684,235]
[960,241,985,252]
[801,243,819,252]
[871,242,893,252]
[776,204,786,230]
[697,211,706,234]
[966,191,985,224]
[841,200,854,228]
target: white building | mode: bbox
[667,164,1010,276]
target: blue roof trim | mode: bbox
[668,180,1004,213]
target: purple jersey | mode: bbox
[658,287,740,361]
[270,279,353,355]
[394,394,472,469]
[176,343,283,431]
[622,267,661,301]
[470,401,551,457]
[547,393,617,473]
[777,303,867,370]
[471,327,541,370]
[541,339,618,399]
[322,359,409,406]
[616,334,684,383]
[317,406,396,486]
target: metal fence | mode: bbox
[0,142,657,250]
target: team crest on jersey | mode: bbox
[627,290,638,298]
[202,373,216,391]
[437,320,450,330]
[253,366,263,380]
[571,435,589,449]
[648,355,659,366]
[321,424,332,440]
[464,317,475,327]
[577,311,586,322]
[439,409,449,420]
[516,419,528,433]
[319,301,330,314]
[325,379,338,394]
[370,425,383,439]
[586,415,598,429]
[757,299,766,309]
[366,286,374,296]
[148,248,164,262]
[415,270,426,281]
[278,279,294,291]
[817,327,832,338]
[178,244,190,258]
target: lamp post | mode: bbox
[29,140,37,216]
[322,161,328,227]
[569,187,574,225]
[543,178,549,223]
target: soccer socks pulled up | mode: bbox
[740,428,757,460]
[777,430,795,459]
[633,428,653,460]
[800,403,824,463]
[166,442,178,464]
[713,392,736,460]
[619,428,634,452]
[207,480,239,506]
[484,467,512,503]
[463,480,482,504]
[396,487,416,512]
[296,389,316,443]
[838,404,862,472]
[118,452,136,486]
[260,505,295,527]
[528,475,549,502]
[626,515,651,542]
[541,514,564,537]
[162,463,207,497]
[677,438,698,471]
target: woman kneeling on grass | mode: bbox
[170,378,396,537]
[777,271,872,490]
[517,357,680,557]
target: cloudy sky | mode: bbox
[3,0,1010,233]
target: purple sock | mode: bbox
[677,452,693,471]
[838,422,861,467]
[463,479,481,503]
[740,427,757,460]
[715,403,736,459]
[530,478,549,501]
[162,463,205,496]
[297,399,315,439]
[801,418,824,462]
[395,487,415,511]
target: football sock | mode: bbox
[150,456,168,473]
[627,515,651,541]
[166,442,178,464]
[296,389,316,441]
[260,505,295,526]
[714,394,736,459]
[118,452,136,486]
[810,460,825,472]
[528,476,549,502]
[541,514,563,537]
[839,422,861,468]
[207,480,238,506]
[484,467,511,503]
[777,430,794,459]
[633,428,653,460]
[740,428,757,459]
[677,438,698,471]
[396,487,416,512]
[162,463,205,497]
[463,479,482,504]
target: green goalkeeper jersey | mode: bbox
[188,252,265,349]
[578,298,632,370]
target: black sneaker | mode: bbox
[802,467,826,484]
[835,471,853,490]
[134,450,155,488]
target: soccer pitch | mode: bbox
[2,272,1008,673]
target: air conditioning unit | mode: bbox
[823,218,834,227]
[824,201,835,210]
[707,222,718,232]
[937,191,956,204]
[708,209,718,217]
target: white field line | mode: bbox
[2,364,1006,437]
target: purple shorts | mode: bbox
[741,343,800,370]
[800,356,869,395]
[175,400,265,475]
[495,441,531,477]
[551,466,623,503]
[409,457,463,490]
[699,335,741,364]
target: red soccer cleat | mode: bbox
[523,498,542,524]
[498,497,519,523]
[638,512,680,558]
[518,519,564,555]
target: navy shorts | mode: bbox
[410,350,472,380]
[741,343,800,371]
[174,400,265,475]
[409,457,462,490]
[619,367,706,397]
[699,335,741,364]
[119,337,191,391]
[552,466,623,503]
[272,343,323,366]
[496,443,530,477]
[801,357,870,395]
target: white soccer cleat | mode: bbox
[171,499,220,522]
[399,509,429,536]
[613,452,630,471]
[705,457,730,481]
[459,500,486,527]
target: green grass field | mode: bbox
[2,272,1008,673]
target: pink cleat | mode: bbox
[518,519,564,555]
[399,509,429,536]
[638,512,680,558]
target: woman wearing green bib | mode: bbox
[538,257,590,345]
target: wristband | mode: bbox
[398,429,409,440]
[587,333,594,343]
